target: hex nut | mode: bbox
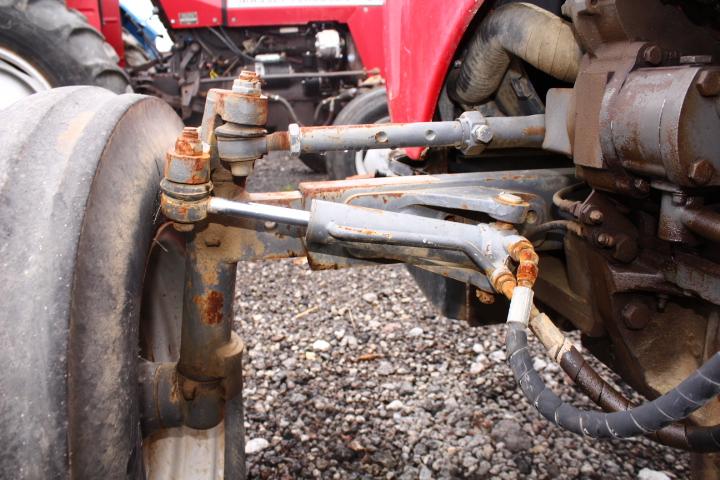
[288,123,302,157]
[642,45,662,66]
[696,70,720,97]
[621,302,651,330]
[688,159,715,185]
[475,289,496,305]
[232,70,262,96]
[588,209,604,224]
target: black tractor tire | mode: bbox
[325,87,389,179]
[0,87,237,478]
[0,0,130,94]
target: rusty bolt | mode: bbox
[688,159,715,185]
[472,125,494,144]
[175,127,203,155]
[621,301,651,330]
[633,178,651,195]
[588,209,604,224]
[642,45,663,66]
[165,127,210,185]
[233,70,262,96]
[497,192,523,205]
[597,232,615,247]
[475,289,496,305]
[696,70,720,97]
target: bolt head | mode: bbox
[472,125,494,144]
[175,127,203,156]
[232,70,262,95]
[497,192,524,205]
[696,69,720,97]
[642,45,663,66]
[597,232,615,248]
[688,159,715,185]
[475,289,496,305]
[588,209,604,224]
[621,302,651,330]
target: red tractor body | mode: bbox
[66,0,482,159]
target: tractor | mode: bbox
[3,0,720,478]
[0,0,385,173]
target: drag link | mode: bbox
[214,111,546,163]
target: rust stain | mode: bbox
[267,131,290,151]
[57,110,94,156]
[299,175,438,195]
[194,290,224,325]
[523,126,546,137]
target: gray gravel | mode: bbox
[235,153,689,479]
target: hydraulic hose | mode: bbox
[451,3,582,105]
[529,313,720,452]
[526,220,583,239]
[506,289,720,441]
[269,93,303,125]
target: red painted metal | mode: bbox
[380,0,483,158]
[67,0,125,64]
[73,0,484,158]
[161,0,223,28]
[157,0,483,159]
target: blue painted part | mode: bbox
[120,0,160,59]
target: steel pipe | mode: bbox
[294,121,468,152]
[486,115,546,149]
[208,197,311,227]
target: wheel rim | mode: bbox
[354,115,393,176]
[0,46,51,109]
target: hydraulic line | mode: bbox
[450,3,582,105]
[528,313,720,452]
[552,182,586,215]
[526,220,583,238]
[505,289,720,441]
[268,94,303,125]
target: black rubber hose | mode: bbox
[559,346,720,452]
[451,3,582,105]
[526,220,583,239]
[506,321,720,439]
[269,94,303,125]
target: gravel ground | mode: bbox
[235,153,690,479]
